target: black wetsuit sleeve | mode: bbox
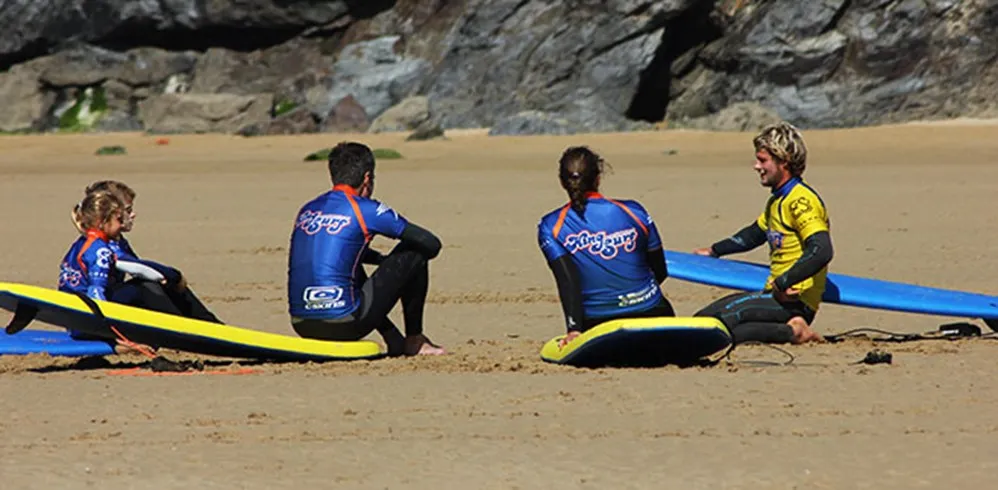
[773,231,834,291]
[399,222,442,259]
[710,222,767,257]
[647,248,668,284]
[361,249,385,265]
[548,255,585,333]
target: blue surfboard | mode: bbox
[665,250,998,325]
[0,329,115,357]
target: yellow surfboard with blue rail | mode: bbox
[541,316,731,368]
[0,282,383,361]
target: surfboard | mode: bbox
[0,329,115,357]
[540,316,732,368]
[665,250,998,326]
[0,282,384,362]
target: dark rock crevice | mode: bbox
[625,0,724,122]
[96,25,306,53]
[0,39,49,74]
[344,0,399,19]
[823,0,852,35]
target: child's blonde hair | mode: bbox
[74,191,125,232]
[753,122,808,176]
[72,180,136,233]
[85,180,136,201]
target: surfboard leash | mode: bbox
[69,292,259,376]
[824,322,997,343]
[69,292,158,359]
[717,341,796,367]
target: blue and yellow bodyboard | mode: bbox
[541,316,731,368]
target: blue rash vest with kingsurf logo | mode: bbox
[537,192,664,319]
[287,185,409,320]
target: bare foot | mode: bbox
[787,317,825,344]
[404,334,447,356]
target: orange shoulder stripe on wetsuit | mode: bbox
[334,185,371,241]
[551,204,571,239]
[76,230,107,273]
[606,199,649,236]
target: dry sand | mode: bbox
[1,123,997,489]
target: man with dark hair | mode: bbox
[287,142,446,356]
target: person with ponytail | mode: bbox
[537,146,675,347]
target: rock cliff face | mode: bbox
[1,0,995,134]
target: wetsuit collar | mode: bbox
[584,191,604,199]
[332,184,359,196]
[85,229,108,241]
[771,176,801,197]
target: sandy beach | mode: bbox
[1,123,997,489]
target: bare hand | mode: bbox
[693,247,715,257]
[559,331,581,348]
[772,285,800,303]
[174,274,188,293]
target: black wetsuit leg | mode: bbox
[112,278,221,323]
[582,298,677,332]
[163,286,223,323]
[694,291,814,344]
[133,281,187,316]
[104,280,183,316]
[292,242,430,356]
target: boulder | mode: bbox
[368,96,430,133]
[139,93,273,134]
[321,95,370,132]
[0,60,49,131]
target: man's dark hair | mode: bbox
[327,142,375,187]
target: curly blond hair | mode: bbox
[74,191,125,232]
[72,180,136,233]
[753,122,808,176]
[85,180,136,201]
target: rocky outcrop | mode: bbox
[411,0,697,131]
[0,1,357,66]
[662,0,998,127]
[1,0,996,135]
[316,36,432,124]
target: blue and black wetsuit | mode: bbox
[538,192,674,333]
[287,184,442,355]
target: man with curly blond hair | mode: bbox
[693,122,832,344]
